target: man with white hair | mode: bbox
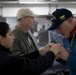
[48,8,76,75]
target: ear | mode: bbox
[0,35,4,42]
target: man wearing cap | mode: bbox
[11,8,39,55]
[48,8,76,75]
[11,8,54,60]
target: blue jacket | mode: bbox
[50,31,76,75]
[65,32,76,75]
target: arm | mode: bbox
[25,43,56,59]
[6,51,55,74]
[22,51,55,74]
[24,50,40,59]
[24,43,58,59]
[7,43,61,74]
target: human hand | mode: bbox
[57,46,69,60]
[44,43,55,51]
[50,43,62,56]
[39,43,54,55]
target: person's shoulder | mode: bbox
[12,26,20,35]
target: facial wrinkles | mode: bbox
[56,20,70,38]
[60,28,70,38]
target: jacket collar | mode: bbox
[70,27,76,36]
[0,44,12,53]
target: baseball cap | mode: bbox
[17,8,36,19]
[48,8,73,30]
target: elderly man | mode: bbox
[48,8,76,75]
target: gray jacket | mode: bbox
[11,26,39,55]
